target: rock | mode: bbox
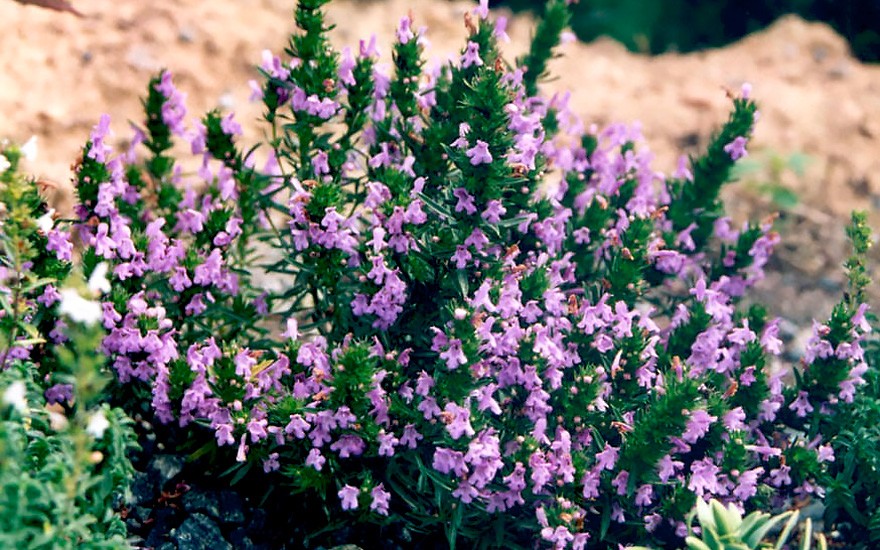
[246,508,267,536]
[172,513,232,550]
[128,471,156,506]
[145,508,177,548]
[228,527,256,550]
[133,505,152,523]
[149,454,185,488]
[218,490,245,524]
[158,544,176,550]
[182,489,221,519]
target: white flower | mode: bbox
[2,381,27,413]
[20,136,38,162]
[0,154,10,173]
[85,410,110,438]
[36,208,56,233]
[281,318,298,340]
[59,288,102,325]
[87,263,111,295]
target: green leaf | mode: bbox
[685,536,714,550]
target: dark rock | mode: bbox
[133,505,152,523]
[124,516,142,531]
[149,454,185,487]
[172,513,232,550]
[228,527,256,550]
[245,508,267,536]
[128,471,156,506]
[218,490,245,524]
[126,535,146,548]
[145,508,177,548]
[158,543,177,550]
[182,489,221,519]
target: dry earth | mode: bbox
[1,0,878,331]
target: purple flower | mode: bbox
[817,444,835,462]
[733,467,763,501]
[44,383,73,405]
[466,140,493,166]
[439,339,467,369]
[370,484,390,515]
[723,136,748,160]
[338,485,360,511]
[396,16,414,44]
[443,402,475,440]
[688,458,721,497]
[306,448,326,471]
[451,245,472,269]
[635,484,653,507]
[657,454,683,482]
[312,150,330,176]
[453,187,477,215]
[400,423,422,448]
[434,447,468,476]
[595,443,619,471]
[481,199,506,223]
[769,464,792,487]
[46,229,73,261]
[789,390,814,417]
[263,453,280,473]
[611,470,629,495]
[473,0,489,19]
[682,409,717,443]
[581,468,600,499]
[461,41,483,69]
[377,430,398,457]
[723,407,747,431]
[330,434,366,458]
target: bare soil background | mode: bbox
[1,0,878,337]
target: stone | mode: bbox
[144,508,177,548]
[182,489,221,519]
[172,513,232,550]
[128,471,156,506]
[149,454,185,488]
[228,527,256,550]
[215,490,245,524]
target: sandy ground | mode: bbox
[1,0,878,329]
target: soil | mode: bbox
[1,0,878,330]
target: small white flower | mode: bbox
[59,288,102,325]
[0,154,10,173]
[20,136,38,162]
[281,318,298,340]
[2,381,27,413]
[87,263,111,295]
[85,410,110,438]
[36,208,56,234]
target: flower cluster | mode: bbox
[30,0,874,548]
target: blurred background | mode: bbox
[492,0,880,62]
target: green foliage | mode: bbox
[518,0,571,97]
[0,145,137,549]
[630,498,827,550]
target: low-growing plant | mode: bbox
[18,0,875,548]
[0,142,137,549]
[630,497,828,550]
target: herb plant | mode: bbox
[4,0,874,548]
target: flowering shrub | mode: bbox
[0,143,136,548]
[21,0,875,547]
